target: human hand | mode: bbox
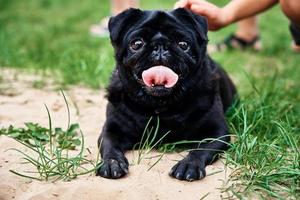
[174,0,230,31]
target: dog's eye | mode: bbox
[130,39,144,51]
[178,41,190,51]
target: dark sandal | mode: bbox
[214,34,261,52]
[289,23,300,45]
[289,23,300,52]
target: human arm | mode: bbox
[174,0,278,30]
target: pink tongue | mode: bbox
[142,65,178,88]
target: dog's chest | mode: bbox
[131,107,209,141]
[115,93,215,141]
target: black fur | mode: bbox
[96,8,237,181]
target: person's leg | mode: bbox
[124,0,139,10]
[110,0,125,15]
[279,0,300,25]
[111,0,139,15]
[90,0,139,37]
[279,0,300,51]
[210,16,261,52]
[208,0,262,52]
[235,17,260,42]
[234,16,262,50]
[105,0,139,26]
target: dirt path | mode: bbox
[0,69,232,200]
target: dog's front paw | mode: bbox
[96,157,129,179]
[169,157,206,181]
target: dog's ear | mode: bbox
[108,8,143,45]
[171,8,208,42]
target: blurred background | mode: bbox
[0,0,298,94]
[1,1,299,197]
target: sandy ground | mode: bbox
[0,69,233,200]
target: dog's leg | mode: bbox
[96,124,130,179]
[169,133,229,181]
[169,100,230,181]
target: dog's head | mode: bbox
[109,8,211,106]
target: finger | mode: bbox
[185,0,210,5]
[190,4,221,31]
[174,0,188,8]
[190,4,208,16]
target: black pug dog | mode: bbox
[96,8,236,181]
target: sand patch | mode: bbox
[0,69,233,200]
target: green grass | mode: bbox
[0,91,101,181]
[223,88,300,199]
[0,0,299,198]
[132,116,170,171]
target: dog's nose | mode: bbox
[153,44,168,51]
[152,45,169,60]
[151,32,170,61]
